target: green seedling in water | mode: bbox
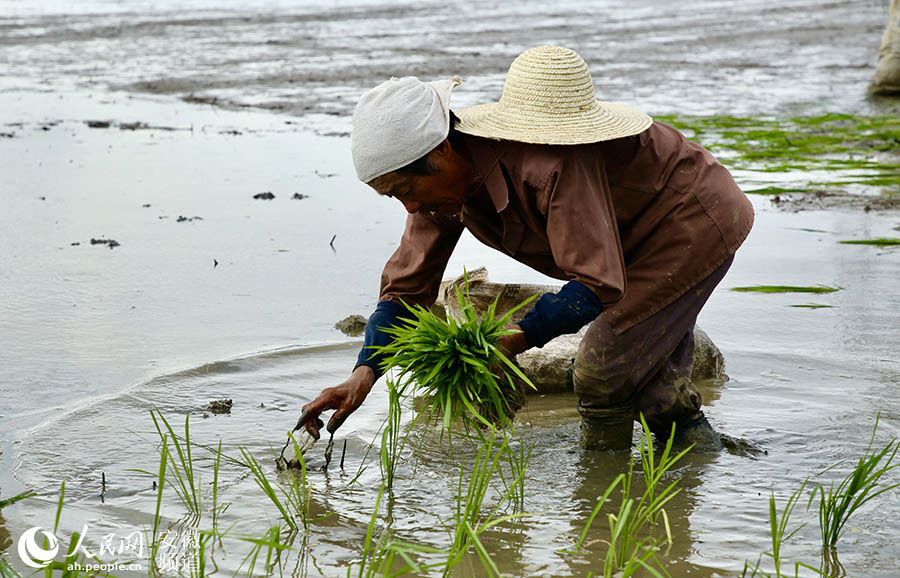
[742,480,819,578]
[732,285,840,294]
[137,409,204,519]
[745,186,817,196]
[0,489,35,510]
[790,304,834,309]
[351,485,445,578]
[38,482,116,578]
[442,427,531,578]
[374,274,536,430]
[499,433,534,513]
[564,415,688,577]
[236,524,290,577]
[838,238,900,247]
[380,380,403,489]
[809,414,900,550]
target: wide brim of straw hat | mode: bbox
[455,45,652,145]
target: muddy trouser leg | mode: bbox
[573,257,734,450]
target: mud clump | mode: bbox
[335,314,367,336]
[85,120,111,128]
[205,399,233,414]
[253,192,275,200]
[291,193,308,200]
[90,238,120,249]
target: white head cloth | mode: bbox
[351,76,461,183]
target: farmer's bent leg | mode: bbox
[572,257,733,449]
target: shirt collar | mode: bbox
[462,133,510,212]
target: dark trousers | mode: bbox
[573,256,734,436]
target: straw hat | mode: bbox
[456,45,652,145]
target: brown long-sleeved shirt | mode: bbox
[378,122,754,335]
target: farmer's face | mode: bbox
[369,139,479,217]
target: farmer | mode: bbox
[302,45,754,451]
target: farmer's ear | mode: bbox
[431,138,452,156]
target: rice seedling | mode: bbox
[239,446,300,532]
[0,489,34,510]
[380,380,403,489]
[352,485,445,578]
[809,414,900,550]
[0,559,22,578]
[789,304,834,309]
[33,482,117,578]
[731,285,841,294]
[236,524,290,577]
[743,482,809,578]
[373,276,535,430]
[566,416,690,577]
[838,238,900,247]
[284,433,322,530]
[210,439,229,533]
[442,427,531,578]
[146,409,203,518]
[497,432,534,513]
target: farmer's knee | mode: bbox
[573,348,634,409]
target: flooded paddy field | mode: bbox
[1,0,899,576]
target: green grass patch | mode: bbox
[838,238,900,247]
[732,285,841,294]
[654,113,900,198]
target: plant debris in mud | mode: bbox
[731,285,841,294]
[253,191,275,200]
[838,237,900,247]
[373,277,535,429]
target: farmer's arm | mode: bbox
[302,212,463,437]
[502,154,626,353]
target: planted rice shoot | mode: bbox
[838,238,900,247]
[0,489,35,510]
[499,432,534,513]
[809,414,900,549]
[352,485,445,578]
[375,276,536,430]
[567,415,689,577]
[239,446,300,532]
[741,481,818,578]
[443,427,532,578]
[732,285,840,294]
[380,380,403,489]
[143,409,203,518]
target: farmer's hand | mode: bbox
[496,324,529,358]
[301,365,375,439]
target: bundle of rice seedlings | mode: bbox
[374,278,536,429]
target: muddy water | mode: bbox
[2,0,900,576]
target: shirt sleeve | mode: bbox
[354,300,408,379]
[379,211,464,307]
[541,152,627,305]
[517,280,604,348]
[355,212,463,381]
